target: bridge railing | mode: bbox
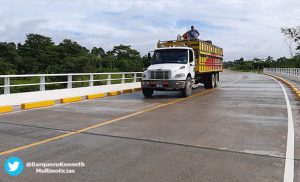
[263,68,300,83]
[0,72,143,95]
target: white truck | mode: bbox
[141,39,223,97]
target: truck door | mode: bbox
[189,50,195,79]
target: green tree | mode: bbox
[55,39,98,73]
[104,44,143,72]
[0,42,19,73]
[109,45,141,60]
[58,39,89,57]
[0,42,18,62]
[142,55,151,69]
[91,47,105,57]
[0,33,145,75]
[64,56,91,73]
[101,54,115,71]
[0,59,16,74]
[17,34,55,73]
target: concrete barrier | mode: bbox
[292,87,298,94]
[296,90,300,101]
[60,96,82,104]
[0,106,13,113]
[264,68,300,83]
[107,91,118,96]
[266,74,300,102]
[134,88,142,92]
[0,82,141,106]
[123,89,133,93]
[86,93,105,100]
[21,100,56,110]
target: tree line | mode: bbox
[224,26,300,71]
[224,56,300,72]
[1,26,299,75]
[0,33,151,75]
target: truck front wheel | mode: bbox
[181,77,192,97]
[142,88,154,97]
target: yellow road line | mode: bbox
[0,78,240,156]
[0,89,214,156]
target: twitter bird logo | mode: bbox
[4,156,24,176]
[8,161,20,171]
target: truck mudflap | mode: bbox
[141,80,186,90]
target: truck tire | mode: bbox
[181,77,192,97]
[214,73,219,87]
[142,88,154,97]
[204,73,215,89]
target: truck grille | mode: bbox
[150,70,170,79]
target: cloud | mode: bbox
[0,0,299,61]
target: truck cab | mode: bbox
[141,47,195,97]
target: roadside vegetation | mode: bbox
[0,33,151,75]
[224,27,300,72]
[0,33,151,93]
[224,56,300,73]
[0,27,299,92]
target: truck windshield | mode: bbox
[152,49,188,64]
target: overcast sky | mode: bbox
[1,0,299,61]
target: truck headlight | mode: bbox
[175,73,185,78]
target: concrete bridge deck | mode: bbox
[0,70,299,182]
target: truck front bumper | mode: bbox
[141,80,186,90]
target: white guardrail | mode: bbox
[0,72,143,95]
[263,68,300,83]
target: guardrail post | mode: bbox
[107,74,111,85]
[4,77,10,94]
[40,76,45,91]
[133,73,137,83]
[121,74,125,84]
[67,75,72,89]
[89,74,94,87]
[293,68,296,76]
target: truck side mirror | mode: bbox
[148,52,151,60]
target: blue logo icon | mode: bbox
[4,156,24,176]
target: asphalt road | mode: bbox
[0,70,299,182]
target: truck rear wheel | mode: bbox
[142,88,154,97]
[204,73,215,89]
[181,77,192,97]
[214,73,219,87]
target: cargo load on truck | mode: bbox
[157,39,223,73]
